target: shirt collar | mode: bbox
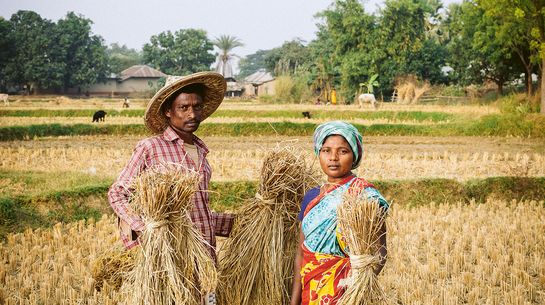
[162,126,209,154]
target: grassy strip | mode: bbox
[0,109,144,117]
[1,114,544,140]
[0,109,457,122]
[1,174,543,239]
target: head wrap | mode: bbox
[313,121,363,169]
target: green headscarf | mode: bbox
[313,121,363,169]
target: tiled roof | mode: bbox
[244,70,274,85]
[119,65,167,81]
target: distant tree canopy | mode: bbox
[2,10,108,93]
[142,29,215,76]
[107,43,143,74]
[237,49,271,79]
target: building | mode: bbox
[84,65,167,97]
[243,70,276,97]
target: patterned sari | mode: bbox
[300,175,386,305]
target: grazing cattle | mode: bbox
[358,93,377,108]
[302,111,312,119]
[92,110,107,122]
[0,93,8,106]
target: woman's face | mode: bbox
[318,135,354,183]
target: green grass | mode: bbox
[1,114,544,141]
[1,170,543,239]
[0,109,457,122]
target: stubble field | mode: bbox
[0,96,544,304]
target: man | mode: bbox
[108,72,234,262]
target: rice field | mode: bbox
[1,145,543,181]
[0,116,447,126]
[1,199,543,305]
[0,98,543,304]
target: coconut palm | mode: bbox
[213,35,244,79]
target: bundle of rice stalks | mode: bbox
[91,247,136,291]
[336,192,389,305]
[123,163,217,305]
[218,146,315,305]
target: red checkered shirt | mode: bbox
[108,126,234,261]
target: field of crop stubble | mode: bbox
[0,96,544,304]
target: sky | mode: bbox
[1,0,461,57]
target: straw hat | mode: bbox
[144,71,226,134]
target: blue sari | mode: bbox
[299,175,388,305]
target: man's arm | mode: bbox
[212,212,235,237]
[108,141,148,246]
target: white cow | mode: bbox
[0,94,8,106]
[358,93,376,108]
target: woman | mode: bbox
[290,121,389,305]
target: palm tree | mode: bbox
[213,35,243,79]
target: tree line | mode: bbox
[0,10,218,93]
[239,0,544,113]
[1,2,544,114]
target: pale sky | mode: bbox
[1,0,461,57]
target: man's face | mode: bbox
[165,92,204,135]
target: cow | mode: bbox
[302,111,312,119]
[358,93,377,108]
[0,94,8,106]
[92,110,107,122]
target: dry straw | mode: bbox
[91,247,136,291]
[218,146,316,305]
[122,163,217,305]
[336,192,389,305]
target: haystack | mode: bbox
[218,146,315,305]
[122,163,217,305]
[336,192,389,305]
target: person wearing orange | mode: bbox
[290,121,389,305]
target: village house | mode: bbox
[243,70,275,97]
[82,65,167,97]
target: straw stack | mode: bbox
[218,146,315,305]
[336,192,389,305]
[122,163,217,305]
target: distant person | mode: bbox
[122,97,131,108]
[331,88,337,105]
[315,97,321,105]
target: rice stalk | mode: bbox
[91,247,136,291]
[336,192,389,305]
[122,163,217,305]
[218,146,316,305]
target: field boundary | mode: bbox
[0,114,544,140]
[1,176,543,239]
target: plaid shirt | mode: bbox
[108,126,234,260]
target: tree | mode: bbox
[315,0,377,100]
[5,10,63,91]
[264,39,311,75]
[376,0,448,91]
[237,49,271,79]
[143,29,215,75]
[212,35,243,79]
[0,17,14,92]
[107,43,143,74]
[445,2,518,95]
[477,0,545,113]
[55,12,108,92]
